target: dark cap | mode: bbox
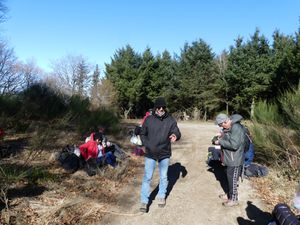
[154,97,167,108]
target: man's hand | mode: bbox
[169,134,177,142]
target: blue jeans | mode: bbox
[140,157,170,204]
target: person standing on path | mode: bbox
[139,97,181,213]
[213,113,247,207]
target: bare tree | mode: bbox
[14,59,41,89]
[50,54,91,96]
[0,41,20,94]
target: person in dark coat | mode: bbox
[214,113,247,207]
[139,97,181,212]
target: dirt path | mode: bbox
[101,122,272,225]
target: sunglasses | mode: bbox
[156,106,166,110]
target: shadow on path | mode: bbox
[148,162,187,207]
[237,201,273,225]
[206,156,228,194]
[0,184,47,211]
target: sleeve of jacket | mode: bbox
[140,118,149,148]
[170,118,181,141]
[219,124,242,151]
[79,142,89,160]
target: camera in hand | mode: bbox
[211,136,219,145]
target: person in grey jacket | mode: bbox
[214,113,247,207]
[139,97,181,212]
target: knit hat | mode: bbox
[154,97,167,108]
[215,113,229,125]
[93,132,103,141]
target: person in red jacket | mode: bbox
[79,132,103,161]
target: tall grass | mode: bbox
[251,85,300,179]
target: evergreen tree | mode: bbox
[178,39,217,119]
[214,50,229,114]
[105,45,142,118]
[90,64,100,107]
[76,58,90,97]
[136,47,157,116]
[151,50,179,112]
[226,29,273,116]
[271,30,296,97]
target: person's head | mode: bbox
[154,97,167,117]
[94,132,103,143]
[215,113,231,129]
[97,125,105,133]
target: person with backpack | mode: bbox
[79,132,106,176]
[213,113,248,207]
[139,97,181,213]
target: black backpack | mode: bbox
[244,163,268,177]
[270,203,300,225]
[85,158,98,176]
[58,145,80,173]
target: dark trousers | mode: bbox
[226,166,241,201]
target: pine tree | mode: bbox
[177,39,217,119]
[226,29,273,116]
[76,59,90,97]
[105,45,142,118]
[90,64,100,107]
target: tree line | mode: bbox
[0,0,299,120]
[105,29,300,119]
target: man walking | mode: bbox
[214,113,247,207]
[139,97,181,213]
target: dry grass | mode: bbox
[0,120,143,225]
[29,196,107,225]
[250,167,299,215]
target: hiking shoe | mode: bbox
[157,198,166,208]
[222,200,239,207]
[140,203,147,213]
[218,194,228,201]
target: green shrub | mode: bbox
[0,94,21,117]
[68,95,90,120]
[19,83,67,120]
[77,108,120,135]
[0,164,58,186]
[251,84,300,178]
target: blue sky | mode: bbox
[1,0,300,73]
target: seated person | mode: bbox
[79,132,103,161]
[96,141,117,167]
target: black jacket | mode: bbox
[140,113,181,161]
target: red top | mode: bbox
[79,140,99,160]
[80,132,106,160]
[141,112,151,125]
